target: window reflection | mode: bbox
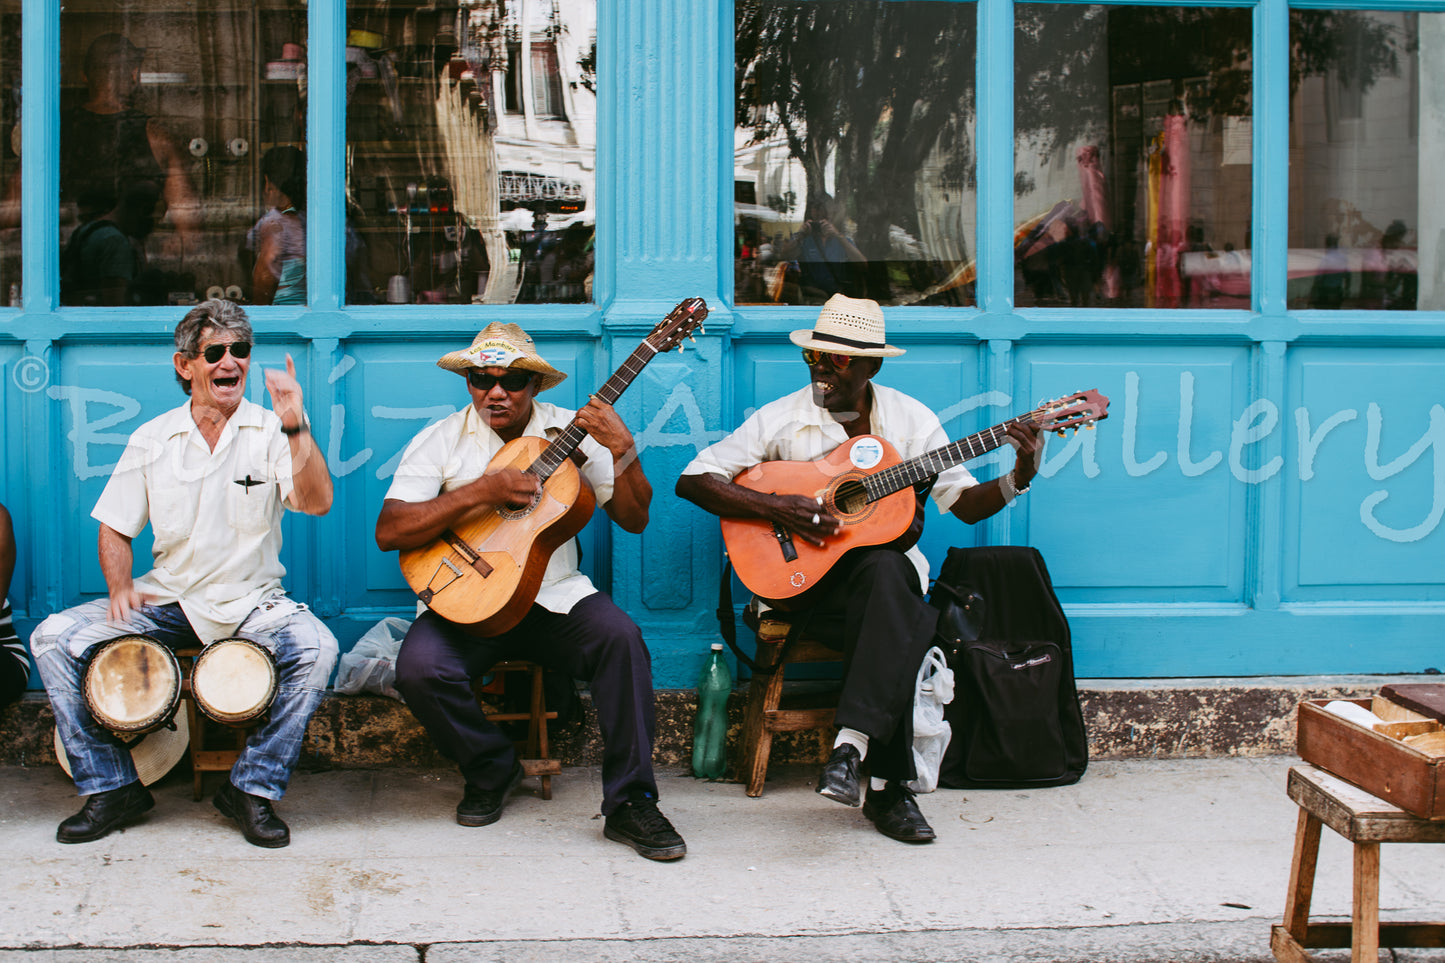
[734,0,978,307]
[344,0,596,305]
[1015,5,1252,309]
[54,4,308,308]
[1289,10,1435,311]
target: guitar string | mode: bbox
[528,341,661,482]
[860,412,1042,503]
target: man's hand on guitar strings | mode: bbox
[769,493,842,547]
[1004,422,1045,487]
[476,467,539,510]
[575,397,640,468]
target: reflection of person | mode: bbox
[1309,234,1349,309]
[374,323,686,861]
[1380,219,1416,311]
[58,34,201,252]
[676,295,1043,844]
[1,502,28,707]
[31,300,337,847]
[248,146,307,305]
[58,187,149,306]
[776,201,867,303]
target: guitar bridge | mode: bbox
[770,522,799,563]
[418,557,464,605]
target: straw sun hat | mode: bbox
[53,713,191,787]
[436,322,568,392]
[789,294,905,358]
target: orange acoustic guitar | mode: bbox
[720,389,1110,603]
[400,298,709,636]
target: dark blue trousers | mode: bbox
[394,592,658,816]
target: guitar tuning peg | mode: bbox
[1085,424,1095,430]
[1056,429,1067,437]
[677,342,686,354]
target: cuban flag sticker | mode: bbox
[849,437,885,469]
[467,340,523,368]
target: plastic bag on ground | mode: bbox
[906,645,954,793]
[334,616,411,701]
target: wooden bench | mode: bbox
[1272,763,1445,963]
[473,660,562,799]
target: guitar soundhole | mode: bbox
[496,487,542,521]
[834,479,869,516]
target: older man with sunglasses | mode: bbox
[31,299,337,848]
[676,294,1043,843]
[374,323,686,861]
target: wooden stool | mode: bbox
[1272,763,1445,963]
[176,648,245,802]
[473,660,562,799]
[736,613,841,797]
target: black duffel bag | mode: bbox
[929,545,1087,789]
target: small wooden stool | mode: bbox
[473,660,562,799]
[1272,763,1445,963]
[736,612,841,797]
[176,648,245,802]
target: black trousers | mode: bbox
[394,592,658,816]
[798,548,940,782]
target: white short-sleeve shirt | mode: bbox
[91,398,296,644]
[384,400,616,614]
[680,383,977,589]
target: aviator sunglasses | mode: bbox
[201,341,253,364]
[801,348,856,370]
[468,369,535,392]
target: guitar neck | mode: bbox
[863,413,1038,501]
[528,341,659,482]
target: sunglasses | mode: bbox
[801,349,856,370]
[468,369,534,392]
[201,341,252,364]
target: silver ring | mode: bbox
[812,513,820,525]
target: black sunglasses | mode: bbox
[801,349,855,370]
[201,341,252,364]
[468,369,534,392]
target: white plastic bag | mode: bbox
[906,646,955,793]
[334,616,411,701]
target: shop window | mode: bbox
[56,2,308,308]
[1289,10,1438,311]
[0,0,18,305]
[733,0,978,308]
[1014,4,1253,310]
[346,0,595,306]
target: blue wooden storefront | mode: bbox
[2,0,1442,689]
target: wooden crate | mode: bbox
[1296,698,1445,820]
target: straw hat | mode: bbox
[53,713,191,787]
[435,322,567,392]
[789,294,904,358]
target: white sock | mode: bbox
[870,777,888,791]
[833,727,869,760]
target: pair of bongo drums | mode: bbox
[55,635,278,785]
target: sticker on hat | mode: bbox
[466,340,524,368]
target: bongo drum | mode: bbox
[82,634,183,735]
[190,637,278,727]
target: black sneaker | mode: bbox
[456,762,524,827]
[604,796,687,861]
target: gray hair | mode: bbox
[174,299,253,395]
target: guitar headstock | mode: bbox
[647,298,709,353]
[1032,389,1110,436]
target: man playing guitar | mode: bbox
[374,323,685,860]
[676,294,1043,844]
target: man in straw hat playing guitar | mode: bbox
[375,323,686,860]
[677,294,1044,843]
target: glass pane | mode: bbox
[0,0,18,304]
[1015,5,1252,309]
[1289,11,1438,311]
[734,0,978,307]
[345,0,597,306]
[59,2,309,308]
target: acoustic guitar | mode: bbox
[720,389,1109,603]
[400,298,709,636]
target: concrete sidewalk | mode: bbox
[3,756,1444,962]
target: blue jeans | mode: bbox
[32,596,337,800]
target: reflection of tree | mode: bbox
[1289,10,1405,99]
[736,0,976,297]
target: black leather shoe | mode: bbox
[816,743,862,807]
[604,795,687,861]
[57,780,154,844]
[863,781,936,843]
[456,761,524,827]
[213,781,291,848]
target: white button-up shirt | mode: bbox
[681,383,977,589]
[91,398,295,644]
[385,400,616,615]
